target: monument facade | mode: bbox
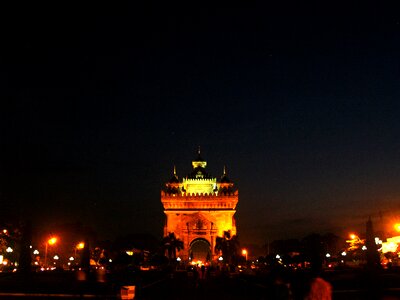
[161,150,238,262]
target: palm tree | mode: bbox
[215,230,239,264]
[162,232,184,262]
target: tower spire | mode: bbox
[173,165,177,176]
[223,165,227,176]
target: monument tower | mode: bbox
[161,149,238,263]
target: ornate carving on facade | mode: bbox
[161,150,238,262]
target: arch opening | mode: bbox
[189,238,211,263]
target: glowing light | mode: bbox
[109,259,112,263]
[218,256,223,261]
[382,242,398,253]
[242,249,248,260]
[69,257,74,261]
[341,252,347,256]
[276,254,281,259]
[362,245,367,250]
[381,236,400,253]
[53,255,59,260]
[387,236,400,244]
[326,253,331,258]
[3,229,7,234]
[76,242,85,249]
[349,234,357,240]
[176,257,181,262]
[126,251,133,256]
[0,255,3,264]
[6,247,13,253]
[33,250,39,255]
[48,237,57,245]
[395,224,400,232]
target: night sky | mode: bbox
[2,3,400,246]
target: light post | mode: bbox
[44,237,57,268]
[242,249,248,262]
[75,242,85,259]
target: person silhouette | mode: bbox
[305,268,332,300]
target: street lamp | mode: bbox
[44,237,57,267]
[75,242,85,257]
[242,249,248,261]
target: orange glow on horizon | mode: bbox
[394,223,400,232]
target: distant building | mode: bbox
[161,149,238,263]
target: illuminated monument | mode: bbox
[161,150,238,262]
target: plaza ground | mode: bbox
[1,268,400,299]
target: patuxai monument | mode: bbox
[161,149,238,263]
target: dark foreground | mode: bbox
[1,268,400,299]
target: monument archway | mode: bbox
[190,238,211,263]
[161,150,238,262]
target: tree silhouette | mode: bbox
[81,238,91,271]
[18,220,32,275]
[162,232,183,262]
[215,230,239,264]
[301,233,324,272]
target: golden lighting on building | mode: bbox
[382,236,400,254]
[161,150,238,262]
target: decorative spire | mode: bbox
[168,164,179,184]
[220,164,231,183]
[192,147,207,169]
